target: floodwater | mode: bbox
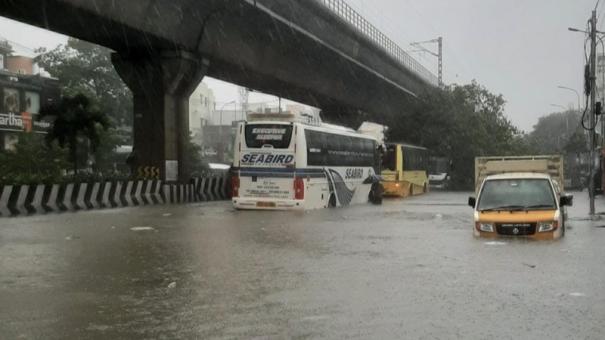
[1,192,604,339]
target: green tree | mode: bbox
[91,127,125,175]
[564,130,588,154]
[0,134,68,185]
[383,81,524,189]
[527,110,583,154]
[35,38,132,127]
[184,136,209,177]
[40,93,111,174]
[35,38,136,177]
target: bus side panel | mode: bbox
[326,166,374,207]
[402,170,429,194]
[304,173,331,209]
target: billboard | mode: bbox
[1,87,50,133]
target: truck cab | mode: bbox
[468,156,573,240]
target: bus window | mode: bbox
[306,129,375,167]
[306,129,328,165]
[402,146,428,171]
[245,124,292,149]
[382,145,397,171]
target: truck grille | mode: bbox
[496,223,536,236]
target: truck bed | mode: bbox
[474,155,564,192]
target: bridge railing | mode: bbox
[319,0,438,86]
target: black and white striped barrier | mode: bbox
[191,176,230,202]
[0,175,230,217]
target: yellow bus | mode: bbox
[381,143,429,197]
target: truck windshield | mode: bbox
[477,179,556,211]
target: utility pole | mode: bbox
[410,37,443,87]
[437,37,443,87]
[589,9,597,215]
[238,87,249,121]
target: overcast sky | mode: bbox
[0,0,601,131]
[345,0,601,131]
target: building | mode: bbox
[201,123,237,164]
[210,109,246,126]
[0,39,60,151]
[188,82,216,145]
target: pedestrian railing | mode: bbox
[318,0,438,86]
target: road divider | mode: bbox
[0,175,230,217]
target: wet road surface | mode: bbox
[1,192,605,339]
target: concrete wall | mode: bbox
[189,82,216,130]
[6,56,33,75]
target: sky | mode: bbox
[345,0,599,131]
[0,0,601,131]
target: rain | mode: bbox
[1,0,605,339]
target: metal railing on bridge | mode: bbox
[319,0,438,86]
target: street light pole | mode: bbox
[550,104,572,149]
[570,12,598,215]
[557,85,581,111]
[551,104,570,150]
[550,103,567,111]
[218,100,236,126]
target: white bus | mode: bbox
[231,113,382,210]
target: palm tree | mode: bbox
[40,93,110,175]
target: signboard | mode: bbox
[240,152,294,166]
[0,112,51,133]
[3,88,19,112]
[165,160,178,181]
[244,178,291,199]
[0,87,50,133]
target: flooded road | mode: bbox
[1,192,605,339]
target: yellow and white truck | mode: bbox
[468,155,573,240]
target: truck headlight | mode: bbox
[476,222,494,232]
[538,221,558,232]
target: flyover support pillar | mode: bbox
[112,50,208,182]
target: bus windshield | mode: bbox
[382,145,397,171]
[477,179,556,211]
[245,124,293,149]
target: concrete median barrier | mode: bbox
[0,175,230,217]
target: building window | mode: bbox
[25,91,40,114]
[3,88,19,113]
[0,54,4,69]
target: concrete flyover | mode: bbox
[0,0,437,181]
